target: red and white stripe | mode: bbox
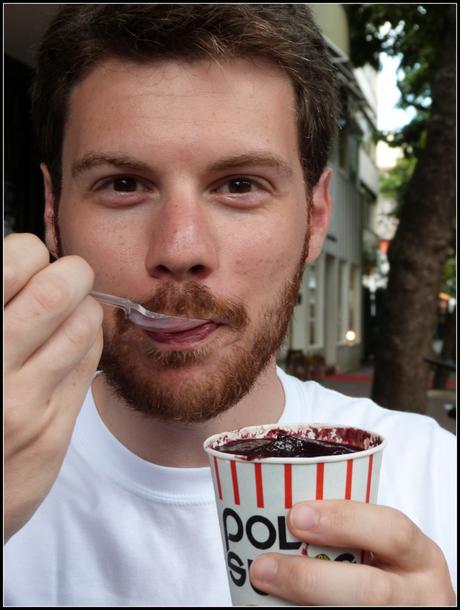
[211,453,379,508]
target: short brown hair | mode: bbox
[31,4,338,201]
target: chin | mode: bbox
[100,334,273,424]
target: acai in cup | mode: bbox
[204,423,386,606]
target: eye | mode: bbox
[211,175,271,209]
[100,176,149,193]
[219,177,259,194]
[112,177,140,192]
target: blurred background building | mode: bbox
[280,4,379,375]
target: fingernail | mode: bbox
[251,557,278,583]
[290,504,319,531]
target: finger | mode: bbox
[4,233,51,305]
[287,500,435,571]
[5,326,103,460]
[50,325,104,422]
[19,295,103,402]
[250,553,405,606]
[4,255,96,370]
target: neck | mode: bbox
[91,359,285,467]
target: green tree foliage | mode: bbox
[347,4,446,85]
[346,3,446,154]
[379,157,416,218]
[347,3,455,298]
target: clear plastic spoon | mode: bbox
[90,290,208,331]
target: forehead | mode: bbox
[64,56,300,166]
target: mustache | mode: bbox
[115,282,249,331]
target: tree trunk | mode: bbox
[372,7,456,413]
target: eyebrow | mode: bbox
[71,153,152,179]
[209,153,293,178]
[71,151,294,179]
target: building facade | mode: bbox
[279,5,379,374]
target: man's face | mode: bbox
[44,57,330,423]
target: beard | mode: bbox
[99,240,309,425]
[54,207,311,424]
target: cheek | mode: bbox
[59,208,145,282]
[231,218,307,290]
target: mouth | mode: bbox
[144,321,221,347]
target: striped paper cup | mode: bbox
[204,423,386,606]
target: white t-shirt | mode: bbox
[4,367,456,606]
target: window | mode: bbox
[305,258,324,349]
[308,266,317,346]
[337,262,361,344]
[337,261,347,342]
[348,266,356,335]
[288,256,325,352]
[338,127,348,171]
[348,264,361,343]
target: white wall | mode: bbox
[326,161,362,265]
[359,149,379,195]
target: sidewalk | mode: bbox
[321,365,456,435]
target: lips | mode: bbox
[145,321,220,345]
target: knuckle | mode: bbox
[4,397,23,441]
[28,232,50,253]
[81,297,104,332]
[86,333,104,366]
[64,310,98,348]
[62,255,95,285]
[88,297,104,324]
[74,340,103,380]
[4,263,15,289]
[325,504,351,533]
[391,514,418,555]
[5,232,39,248]
[4,385,46,450]
[425,538,450,572]
[289,558,318,597]
[4,234,50,287]
[7,232,50,260]
[359,571,394,605]
[31,276,71,313]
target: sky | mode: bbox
[377,53,416,132]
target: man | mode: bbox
[4,5,455,606]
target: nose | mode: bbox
[145,190,218,282]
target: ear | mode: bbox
[305,167,332,263]
[41,163,60,258]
